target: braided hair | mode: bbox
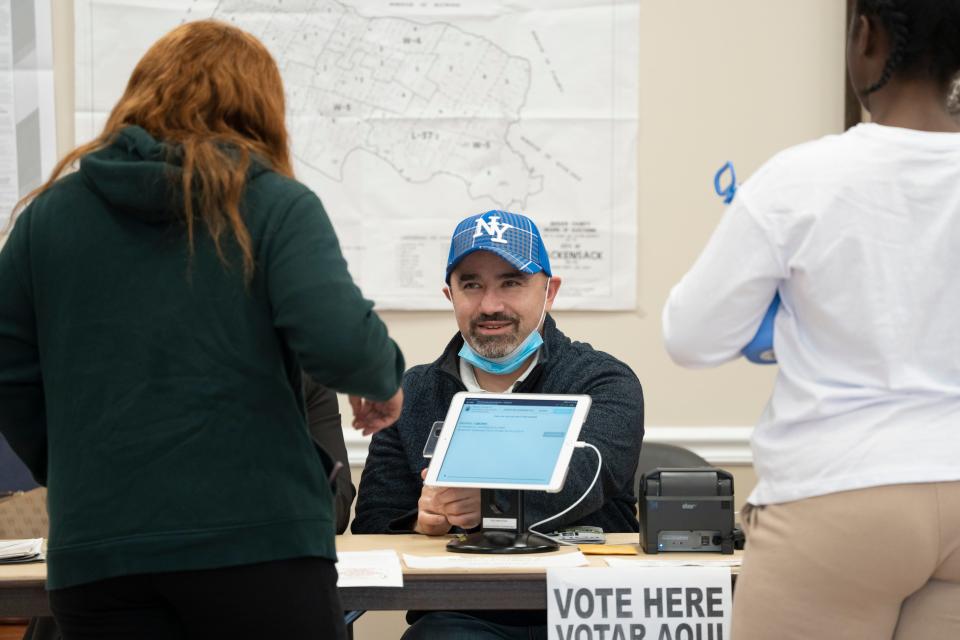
[855,0,960,94]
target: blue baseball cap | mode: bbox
[446,210,552,283]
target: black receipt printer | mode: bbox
[640,468,735,554]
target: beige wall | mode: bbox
[46,1,846,429]
[40,2,844,636]
[356,0,845,429]
[44,0,844,514]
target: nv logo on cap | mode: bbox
[473,215,512,245]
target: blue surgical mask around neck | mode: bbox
[459,329,544,375]
[457,278,551,375]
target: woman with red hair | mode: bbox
[0,20,403,639]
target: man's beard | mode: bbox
[467,312,523,359]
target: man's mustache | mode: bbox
[470,313,519,329]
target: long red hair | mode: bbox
[14,20,292,280]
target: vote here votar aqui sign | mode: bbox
[547,566,732,640]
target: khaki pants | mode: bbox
[732,482,960,640]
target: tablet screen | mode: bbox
[436,397,580,486]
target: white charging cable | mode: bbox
[528,441,602,546]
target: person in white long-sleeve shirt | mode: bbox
[663,2,960,638]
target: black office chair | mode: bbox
[0,435,39,495]
[634,442,710,507]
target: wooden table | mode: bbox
[0,534,742,617]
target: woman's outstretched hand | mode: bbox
[349,388,404,436]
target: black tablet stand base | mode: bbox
[447,530,558,554]
[446,489,559,554]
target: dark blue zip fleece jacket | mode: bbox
[352,315,644,535]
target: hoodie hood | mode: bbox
[79,126,182,224]
[79,125,270,224]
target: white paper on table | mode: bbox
[0,538,44,562]
[403,550,589,570]
[335,550,404,588]
[603,556,741,568]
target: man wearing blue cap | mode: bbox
[353,210,644,639]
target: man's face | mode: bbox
[444,251,560,358]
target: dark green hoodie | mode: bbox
[0,126,404,589]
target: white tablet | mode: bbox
[424,392,592,493]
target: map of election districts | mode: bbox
[75,0,638,309]
[0,0,56,229]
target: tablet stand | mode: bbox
[446,489,558,554]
